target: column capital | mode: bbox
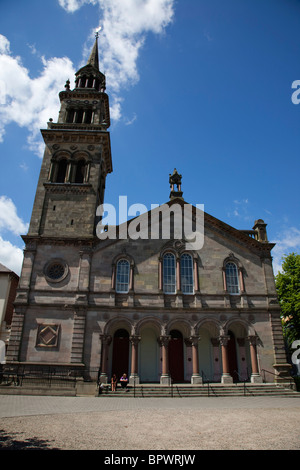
[129,335,141,346]
[100,334,112,345]
[219,335,230,347]
[189,335,200,347]
[158,335,171,347]
[248,335,259,346]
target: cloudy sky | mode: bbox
[0,0,300,275]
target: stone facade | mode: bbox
[6,38,291,386]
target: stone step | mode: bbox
[100,383,299,398]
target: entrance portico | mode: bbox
[100,316,261,385]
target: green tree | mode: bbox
[275,252,300,353]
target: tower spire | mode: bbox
[73,29,106,92]
[87,32,100,70]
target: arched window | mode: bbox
[163,253,176,294]
[74,159,86,183]
[56,159,68,183]
[225,262,239,294]
[116,259,130,293]
[180,253,194,294]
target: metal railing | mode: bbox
[201,370,217,397]
[233,370,252,396]
[0,364,99,389]
[261,368,294,389]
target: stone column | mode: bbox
[99,334,112,384]
[77,248,92,297]
[190,336,202,384]
[129,335,141,384]
[193,259,199,292]
[158,257,163,291]
[248,335,262,383]
[159,335,171,384]
[176,257,181,292]
[219,335,233,384]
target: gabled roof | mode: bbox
[0,263,19,277]
[95,196,275,255]
[0,262,12,273]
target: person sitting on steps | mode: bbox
[111,373,117,392]
[120,373,128,390]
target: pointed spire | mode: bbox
[74,30,106,92]
[87,34,99,70]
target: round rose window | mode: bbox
[44,259,68,283]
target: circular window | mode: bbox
[44,259,68,283]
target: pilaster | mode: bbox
[70,310,87,364]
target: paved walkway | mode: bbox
[0,394,299,418]
[0,395,299,450]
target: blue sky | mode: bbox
[0,0,300,275]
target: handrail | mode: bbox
[261,368,294,389]
[233,370,251,396]
[169,376,173,397]
[201,370,216,396]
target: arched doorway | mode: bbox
[139,327,159,383]
[227,330,239,382]
[111,329,129,381]
[169,330,184,382]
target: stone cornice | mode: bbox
[43,182,92,194]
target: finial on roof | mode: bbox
[169,168,183,200]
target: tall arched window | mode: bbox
[225,262,239,294]
[116,259,130,293]
[180,253,194,294]
[56,159,68,183]
[74,159,86,183]
[163,253,176,294]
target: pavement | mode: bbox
[0,395,299,451]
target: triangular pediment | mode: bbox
[93,197,274,255]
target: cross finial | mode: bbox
[95,27,102,39]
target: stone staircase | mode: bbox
[100,382,300,398]
[1,379,299,398]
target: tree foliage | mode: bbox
[275,252,300,350]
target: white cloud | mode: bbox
[272,227,300,275]
[60,0,174,119]
[97,0,174,92]
[0,237,24,276]
[0,34,76,157]
[0,2,174,153]
[58,0,97,13]
[0,196,29,275]
[0,35,10,55]
[0,196,29,235]
[125,113,137,126]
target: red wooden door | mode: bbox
[111,329,129,381]
[168,330,184,382]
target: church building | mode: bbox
[6,37,291,388]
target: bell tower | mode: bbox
[28,34,112,239]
